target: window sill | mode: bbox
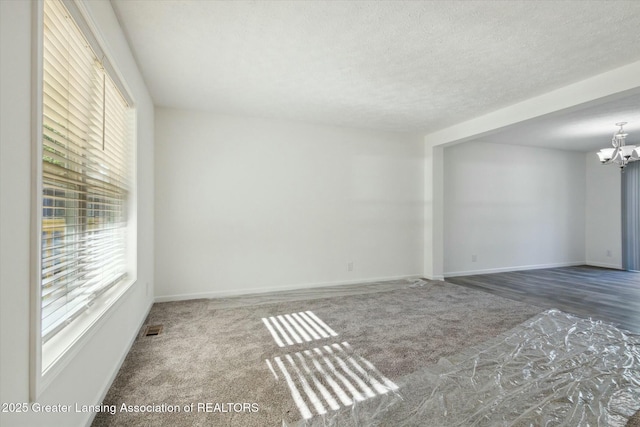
[38,277,137,397]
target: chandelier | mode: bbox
[596,122,640,169]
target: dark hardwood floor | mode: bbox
[445,265,640,333]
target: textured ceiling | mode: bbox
[111,0,640,135]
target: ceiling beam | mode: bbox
[424,61,640,147]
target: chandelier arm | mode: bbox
[613,147,623,163]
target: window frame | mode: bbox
[30,0,137,400]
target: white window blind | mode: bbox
[622,161,640,271]
[41,0,131,342]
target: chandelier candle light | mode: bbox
[597,122,640,170]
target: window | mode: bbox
[622,161,640,271]
[40,0,132,344]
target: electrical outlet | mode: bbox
[348,262,354,272]
[146,282,150,296]
[471,254,477,262]
[606,249,612,257]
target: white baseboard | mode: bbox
[154,274,422,303]
[444,261,584,278]
[585,261,623,270]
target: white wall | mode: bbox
[0,2,154,426]
[443,141,586,276]
[585,152,622,269]
[155,108,424,300]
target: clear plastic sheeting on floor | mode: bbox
[287,309,640,426]
[392,309,640,427]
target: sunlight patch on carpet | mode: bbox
[267,342,399,420]
[262,311,338,347]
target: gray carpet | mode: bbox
[92,279,544,426]
[93,281,632,426]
